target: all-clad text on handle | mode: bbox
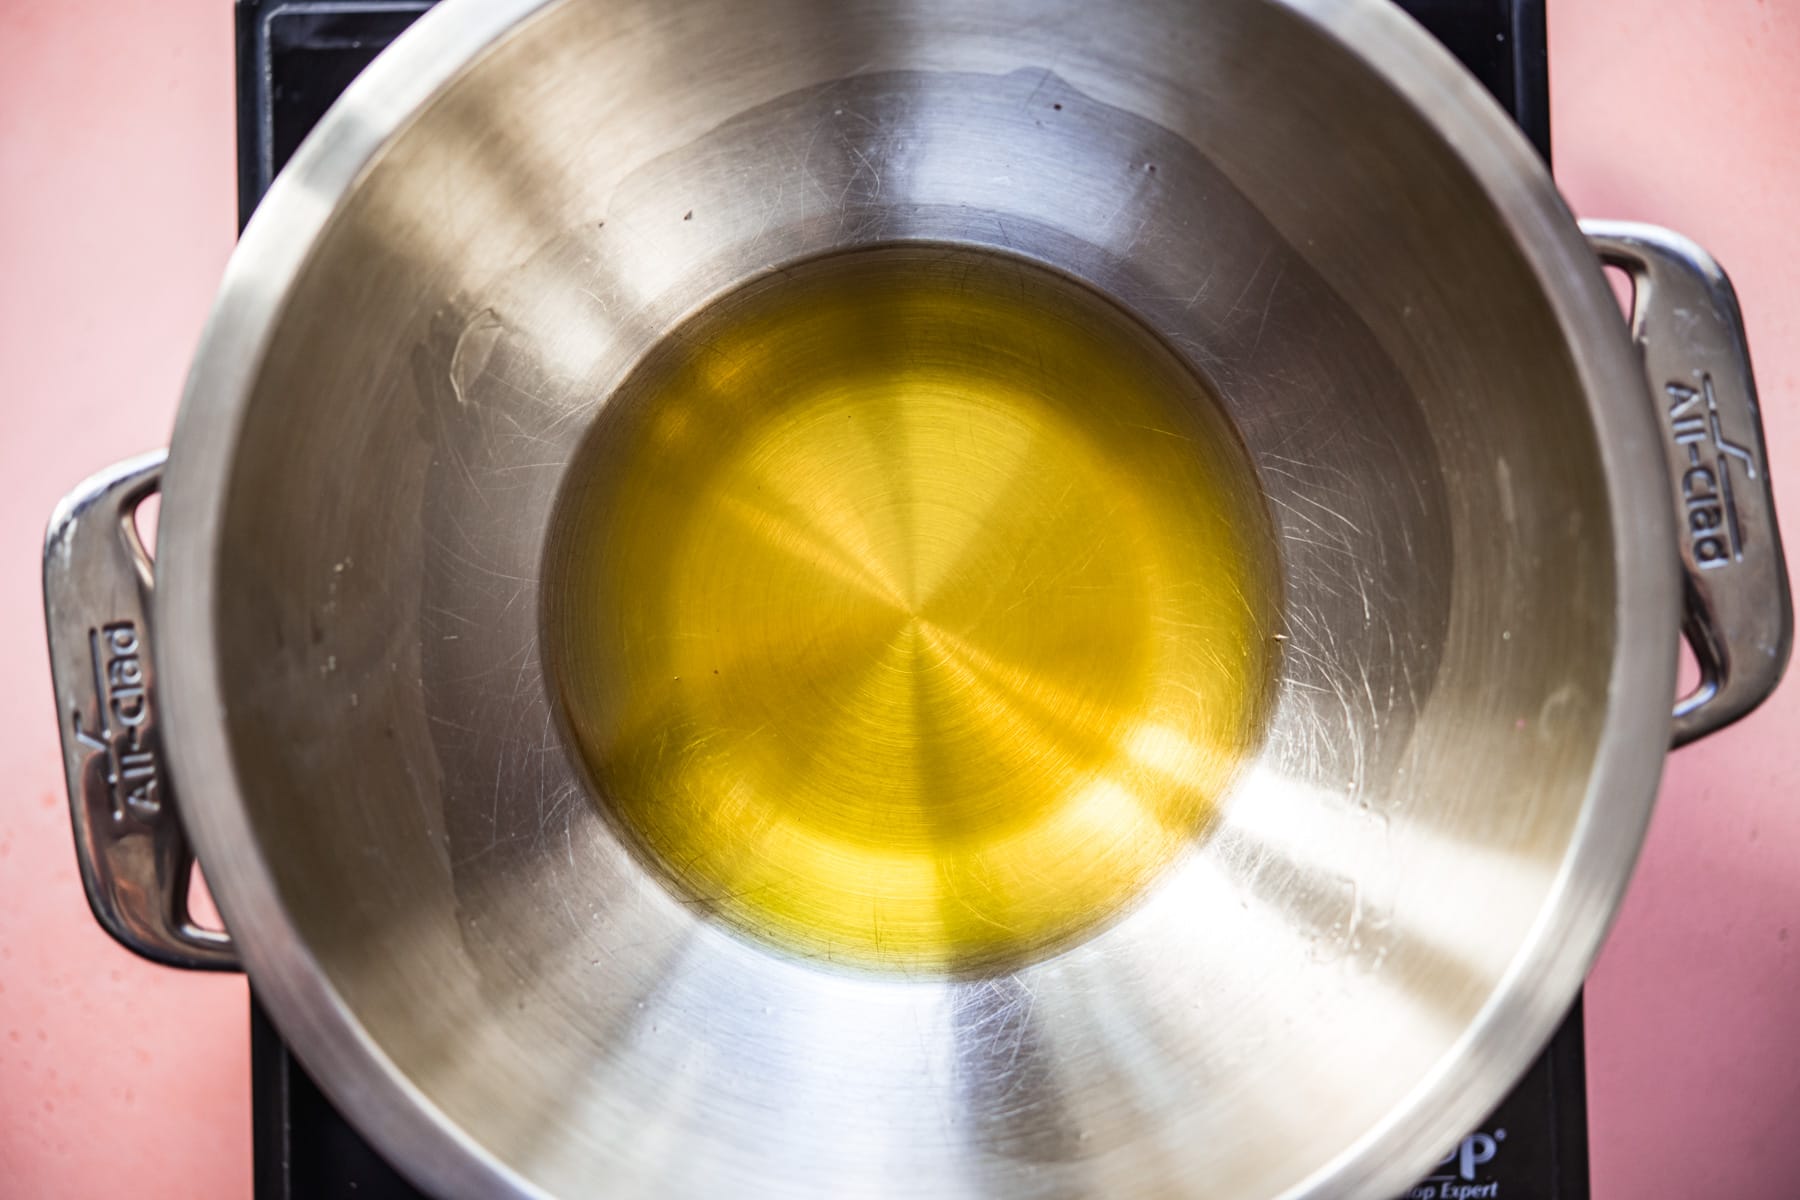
[43,450,238,970]
[1584,221,1792,746]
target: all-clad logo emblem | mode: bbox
[69,620,161,822]
[1667,373,1756,570]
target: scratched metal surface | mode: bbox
[138,0,1681,1196]
[6,3,1799,1199]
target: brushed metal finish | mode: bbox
[41,451,235,970]
[1583,221,1794,746]
[68,0,1777,1196]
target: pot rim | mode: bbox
[155,1,1680,1196]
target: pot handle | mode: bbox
[43,450,239,970]
[1583,221,1793,747]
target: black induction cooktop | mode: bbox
[236,3,1584,1197]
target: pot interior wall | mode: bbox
[202,0,1615,1195]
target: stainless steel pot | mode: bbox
[42,0,1792,1197]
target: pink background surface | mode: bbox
[0,1,1795,1196]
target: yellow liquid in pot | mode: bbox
[546,246,1280,973]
